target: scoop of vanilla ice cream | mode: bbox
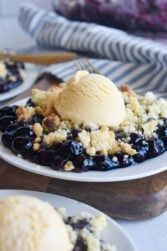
[0,196,72,251]
[55,71,125,127]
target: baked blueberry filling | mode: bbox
[0,103,167,172]
[0,83,167,173]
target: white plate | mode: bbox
[0,98,167,182]
[0,64,38,102]
[0,189,136,251]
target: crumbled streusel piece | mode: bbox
[64,161,75,171]
[142,120,158,138]
[43,130,67,145]
[16,106,35,122]
[78,130,90,148]
[32,123,43,137]
[120,142,136,156]
[42,114,60,132]
[32,86,65,116]
[34,136,41,143]
[86,147,96,156]
[90,127,115,154]
[33,142,40,151]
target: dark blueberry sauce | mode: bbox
[0,104,167,172]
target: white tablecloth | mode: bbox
[119,212,167,251]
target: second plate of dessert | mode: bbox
[0,60,37,102]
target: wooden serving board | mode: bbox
[0,73,167,220]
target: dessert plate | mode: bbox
[0,64,38,102]
[0,189,136,251]
[0,98,167,182]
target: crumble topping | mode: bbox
[32,85,65,116]
[142,120,158,138]
[42,114,61,132]
[43,129,68,145]
[16,86,167,159]
[33,142,40,151]
[117,90,167,136]
[16,106,35,122]
[64,161,75,171]
[120,142,136,156]
[32,123,43,137]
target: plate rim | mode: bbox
[0,189,136,251]
[0,97,167,182]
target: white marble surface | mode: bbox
[0,1,167,251]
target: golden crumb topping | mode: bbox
[120,142,136,156]
[64,161,75,171]
[32,85,65,117]
[43,130,68,145]
[14,86,167,159]
[16,107,35,122]
[42,115,60,132]
[32,123,43,137]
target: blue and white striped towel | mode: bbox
[19,3,167,97]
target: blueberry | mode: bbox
[26,98,36,107]
[116,154,135,168]
[51,155,68,170]
[6,123,20,133]
[163,118,167,126]
[59,140,84,159]
[133,145,149,163]
[130,133,143,145]
[2,132,13,148]
[67,218,89,230]
[33,149,55,166]
[13,126,34,138]
[31,114,44,124]
[115,131,126,140]
[12,137,33,156]
[74,155,94,172]
[0,105,18,117]
[73,239,87,251]
[0,116,15,132]
[70,129,79,139]
[95,155,119,170]
[157,126,167,137]
[148,138,166,157]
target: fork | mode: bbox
[75,58,100,74]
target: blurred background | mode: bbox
[1,0,167,50]
[0,0,52,49]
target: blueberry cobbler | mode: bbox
[60,209,116,251]
[0,71,167,172]
[0,58,24,93]
[0,195,116,251]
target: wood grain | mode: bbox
[0,73,167,220]
[47,171,167,220]
[0,52,78,65]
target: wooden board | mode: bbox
[0,73,167,220]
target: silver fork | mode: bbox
[75,58,100,74]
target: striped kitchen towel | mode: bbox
[19,3,167,97]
